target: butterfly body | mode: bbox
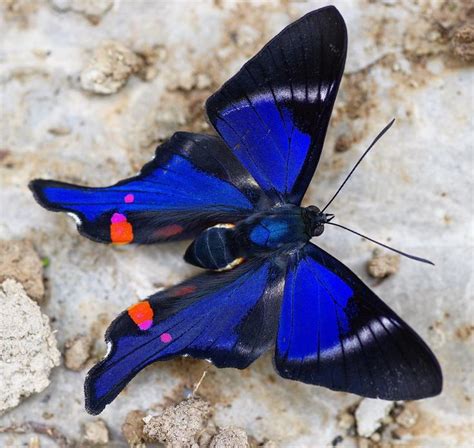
[29,6,442,415]
[185,205,331,271]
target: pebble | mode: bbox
[355,398,394,438]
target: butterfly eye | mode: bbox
[313,224,325,237]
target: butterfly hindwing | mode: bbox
[206,6,347,205]
[30,132,269,244]
[85,258,284,414]
[275,243,442,400]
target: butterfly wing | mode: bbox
[275,243,442,400]
[85,258,284,414]
[30,132,269,244]
[206,6,347,205]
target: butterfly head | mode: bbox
[304,205,335,237]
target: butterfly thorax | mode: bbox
[184,205,329,271]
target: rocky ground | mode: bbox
[0,0,473,446]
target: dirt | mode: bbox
[0,239,45,303]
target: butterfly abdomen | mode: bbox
[184,224,244,271]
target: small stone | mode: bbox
[196,73,212,90]
[28,436,41,448]
[334,133,352,153]
[355,398,394,438]
[0,239,45,303]
[122,409,146,446]
[168,70,196,91]
[357,438,372,448]
[143,398,211,447]
[83,419,109,446]
[395,406,418,428]
[367,249,400,279]
[0,280,60,414]
[210,427,249,448]
[370,432,381,442]
[80,41,144,95]
[338,411,356,430]
[197,423,218,447]
[64,334,92,371]
[261,441,278,448]
[235,24,260,48]
[48,126,71,136]
[452,23,474,63]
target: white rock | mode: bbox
[80,41,144,95]
[355,399,394,437]
[83,419,110,445]
[0,279,60,414]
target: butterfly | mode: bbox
[29,6,442,415]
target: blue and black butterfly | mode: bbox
[29,6,442,415]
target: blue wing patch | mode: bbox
[206,6,347,204]
[275,243,442,400]
[85,259,284,414]
[30,133,269,244]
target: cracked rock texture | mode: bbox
[0,0,472,446]
[0,279,60,414]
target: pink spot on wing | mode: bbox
[124,193,134,203]
[111,213,127,223]
[138,320,153,330]
[160,333,172,343]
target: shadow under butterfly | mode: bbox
[29,6,442,415]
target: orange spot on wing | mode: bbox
[110,215,134,244]
[155,224,184,238]
[128,301,154,330]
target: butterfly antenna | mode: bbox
[321,118,396,213]
[326,221,434,265]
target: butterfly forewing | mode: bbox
[30,132,269,244]
[206,6,347,205]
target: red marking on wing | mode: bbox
[155,224,184,238]
[173,285,197,296]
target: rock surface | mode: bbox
[0,279,60,414]
[0,0,472,446]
